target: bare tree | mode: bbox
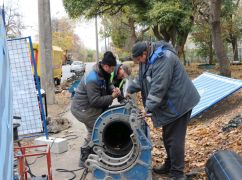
[210,0,231,77]
[4,6,25,38]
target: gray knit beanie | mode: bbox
[132,42,147,58]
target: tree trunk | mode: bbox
[139,27,150,41]
[152,25,163,40]
[160,25,170,42]
[210,0,231,77]
[209,34,214,64]
[170,26,177,47]
[231,36,239,62]
[175,31,189,64]
[128,17,137,47]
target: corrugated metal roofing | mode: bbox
[191,72,242,118]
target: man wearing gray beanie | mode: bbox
[127,41,200,180]
[71,51,120,167]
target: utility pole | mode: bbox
[95,16,99,63]
[38,0,55,104]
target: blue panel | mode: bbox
[139,149,152,164]
[0,10,13,180]
[191,72,242,118]
[109,173,120,180]
[94,169,105,179]
[124,164,149,179]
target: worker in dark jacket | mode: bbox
[71,51,121,167]
[127,41,200,180]
[110,64,131,102]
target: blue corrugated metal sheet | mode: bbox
[0,10,13,180]
[191,72,242,118]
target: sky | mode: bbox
[1,0,105,50]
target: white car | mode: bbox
[70,61,85,73]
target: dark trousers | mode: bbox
[162,110,192,177]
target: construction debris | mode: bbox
[222,114,242,132]
[47,116,71,133]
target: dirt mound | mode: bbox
[47,116,71,133]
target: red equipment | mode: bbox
[14,144,52,180]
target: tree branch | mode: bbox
[152,25,163,40]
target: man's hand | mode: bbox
[125,92,132,99]
[112,88,121,99]
[112,88,121,95]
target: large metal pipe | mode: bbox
[205,150,242,180]
[85,101,152,179]
[103,121,133,157]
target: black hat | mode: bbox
[101,51,117,66]
[132,42,147,58]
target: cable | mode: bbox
[28,134,79,166]
[80,168,88,180]
[27,137,57,166]
[27,154,45,165]
[55,167,84,180]
[20,133,81,179]
[61,134,79,140]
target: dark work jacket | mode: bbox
[71,62,113,122]
[127,41,200,127]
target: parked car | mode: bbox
[70,61,85,73]
[66,59,73,65]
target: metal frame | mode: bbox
[28,36,49,139]
[8,36,49,139]
[14,144,52,180]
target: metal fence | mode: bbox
[7,37,48,138]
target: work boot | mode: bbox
[153,164,171,174]
[79,146,92,167]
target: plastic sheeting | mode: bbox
[191,72,242,118]
[0,10,13,180]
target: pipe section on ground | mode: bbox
[205,150,242,180]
